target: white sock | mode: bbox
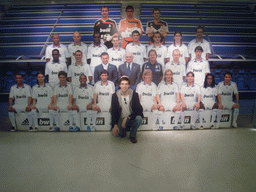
[152,110,158,125]
[217,109,222,124]
[199,109,204,126]
[8,112,16,127]
[53,110,59,127]
[31,109,38,127]
[68,110,73,127]
[212,109,218,125]
[48,110,55,127]
[86,110,92,126]
[174,111,181,126]
[233,108,239,124]
[157,111,164,126]
[27,112,32,127]
[92,111,97,126]
[73,111,79,127]
[180,111,185,126]
[192,109,198,126]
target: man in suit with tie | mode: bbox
[118,52,141,89]
[94,52,118,85]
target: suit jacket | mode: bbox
[118,62,141,86]
[94,63,118,85]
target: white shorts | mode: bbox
[141,101,154,112]
[13,104,27,113]
[202,100,215,110]
[97,102,111,112]
[162,101,176,111]
[223,101,235,110]
[184,102,197,111]
[35,105,49,114]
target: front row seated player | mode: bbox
[156,69,181,130]
[8,72,32,132]
[217,71,239,128]
[180,71,201,129]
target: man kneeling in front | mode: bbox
[111,76,143,143]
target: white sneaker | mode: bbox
[215,124,220,129]
[232,122,238,128]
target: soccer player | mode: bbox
[165,49,186,87]
[107,36,126,69]
[125,30,147,68]
[187,46,210,87]
[67,50,92,87]
[31,71,55,131]
[8,72,32,132]
[147,32,168,68]
[146,7,169,45]
[111,76,143,143]
[119,5,144,49]
[72,74,94,132]
[199,73,219,129]
[167,31,189,64]
[180,72,201,129]
[45,33,71,65]
[217,71,239,128]
[94,6,118,48]
[68,31,88,65]
[156,69,180,130]
[142,49,163,86]
[45,49,67,88]
[52,71,73,132]
[188,26,211,60]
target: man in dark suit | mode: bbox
[118,52,141,89]
[94,52,118,85]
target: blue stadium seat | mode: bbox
[28,71,38,87]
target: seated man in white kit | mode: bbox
[165,49,186,87]
[199,73,220,129]
[52,71,73,132]
[8,72,32,132]
[136,69,158,124]
[156,69,181,130]
[67,50,92,87]
[72,74,94,132]
[217,71,239,128]
[180,71,201,129]
[31,71,55,131]
[92,69,115,130]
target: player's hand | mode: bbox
[218,104,224,109]
[122,117,128,129]
[67,104,72,110]
[53,105,58,110]
[8,105,15,112]
[31,105,37,110]
[48,104,53,109]
[112,125,119,136]
[234,103,239,108]
[26,105,31,112]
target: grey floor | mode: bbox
[1,128,256,192]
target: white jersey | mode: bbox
[67,63,92,87]
[32,84,53,106]
[157,81,179,102]
[188,39,211,60]
[201,86,218,103]
[136,81,157,104]
[68,42,88,65]
[54,83,73,106]
[45,61,67,85]
[45,43,70,63]
[167,44,189,64]
[87,43,107,68]
[9,84,31,106]
[218,81,238,103]
[126,43,147,66]
[165,62,186,86]
[180,83,201,103]
[73,85,94,106]
[94,80,115,104]
[107,47,126,69]
[147,44,167,68]
[187,59,210,87]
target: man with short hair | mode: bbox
[94,6,118,48]
[188,26,211,60]
[107,36,126,69]
[119,5,144,49]
[8,73,32,132]
[68,31,88,65]
[45,33,71,65]
[125,30,147,68]
[111,76,143,143]
[94,52,118,85]
[146,7,169,45]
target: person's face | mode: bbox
[165,71,173,82]
[174,33,182,43]
[172,50,181,61]
[119,80,130,92]
[75,52,83,63]
[52,35,60,45]
[207,75,213,86]
[101,55,109,65]
[112,37,120,47]
[186,73,194,84]
[101,7,109,18]
[153,33,161,44]
[196,28,204,39]
[195,50,202,59]
[79,75,87,86]
[73,32,81,44]
[59,75,67,84]
[15,75,23,84]
[132,33,140,42]
[37,74,45,84]
[153,10,161,20]
[94,33,101,43]
[126,8,134,19]
[143,73,152,82]
[125,53,133,63]
[52,51,60,61]
[100,73,108,82]
[224,74,232,84]
[149,51,157,63]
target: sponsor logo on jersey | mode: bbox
[222,92,231,96]
[173,72,180,75]
[38,93,48,97]
[58,93,69,97]
[100,28,111,33]
[92,54,101,57]
[38,118,50,126]
[164,91,175,95]
[193,69,203,73]
[16,95,26,99]
[21,118,29,126]
[141,117,148,125]
[157,54,162,58]
[203,95,214,98]
[96,117,105,125]
[74,72,83,76]
[142,92,152,96]
[99,92,110,96]
[52,71,58,75]
[112,58,122,61]
[78,95,89,100]
[184,93,194,97]
[133,52,141,56]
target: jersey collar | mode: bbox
[101,80,109,86]
[16,84,25,88]
[196,39,204,43]
[143,81,152,85]
[186,83,195,87]
[59,82,67,87]
[223,82,231,86]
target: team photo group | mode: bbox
[8,5,240,143]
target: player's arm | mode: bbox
[156,94,162,107]
[206,53,210,60]
[67,94,73,110]
[217,94,223,109]
[194,94,201,110]
[180,93,186,110]
[8,97,15,111]
[32,98,37,109]
[176,92,180,106]
[234,93,239,108]
[92,93,98,111]
[26,96,32,112]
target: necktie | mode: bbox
[127,63,131,76]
